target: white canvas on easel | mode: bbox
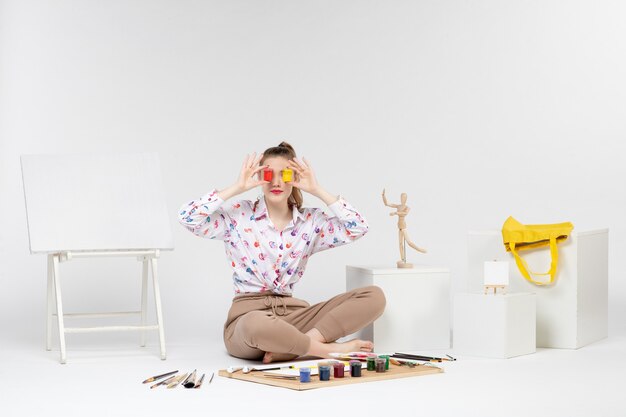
[21,153,174,363]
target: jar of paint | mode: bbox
[299,367,311,383]
[349,361,362,377]
[263,169,273,182]
[282,169,293,182]
[366,356,376,371]
[318,365,331,381]
[375,358,386,373]
[332,362,345,378]
[378,355,390,370]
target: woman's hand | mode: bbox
[288,157,320,196]
[236,152,268,193]
[217,153,268,201]
[289,157,340,206]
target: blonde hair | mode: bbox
[260,141,303,211]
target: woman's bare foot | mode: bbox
[262,351,299,364]
[303,328,373,356]
[337,338,374,353]
[262,339,373,363]
[306,338,374,359]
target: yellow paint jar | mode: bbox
[282,169,293,182]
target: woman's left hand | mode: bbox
[287,157,320,196]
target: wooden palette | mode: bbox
[218,363,443,391]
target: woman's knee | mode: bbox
[236,310,271,339]
[224,311,271,359]
[363,285,386,315]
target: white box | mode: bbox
[453,293,536,359]
[346,265,450,352]
[468,229,608,349]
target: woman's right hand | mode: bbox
[218,153,268,201]
[236,152,268,193]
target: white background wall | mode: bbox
[1,0,625,348]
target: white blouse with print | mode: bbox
[178,189,369,295]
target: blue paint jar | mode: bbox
[318,365,331,381]
[299,367,311,383]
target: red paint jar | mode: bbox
[332,362,345,378]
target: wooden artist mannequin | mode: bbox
[382,189,426,268]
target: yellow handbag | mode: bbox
[502,216,574,286]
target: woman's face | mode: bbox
[259,156,295,206]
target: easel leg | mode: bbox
[140,258,148,347]
[46,255,53,351]
[150,258,166,360]
[52,255,67,364]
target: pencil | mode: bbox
[142,370,178,384]
[208,372,215,384]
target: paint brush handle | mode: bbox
[194,374,206,389]
[262,374,299,380]
[142,370,178,384]
[392,353,443,362]
[182,370,197,388]
[150,374,178,389]
[167,373,188,389]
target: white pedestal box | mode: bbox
[467,229,608,349]
[453,293,536,359]
[346,265,450,352]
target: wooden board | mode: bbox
[218,363,443,391]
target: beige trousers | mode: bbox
[223,285,386,360]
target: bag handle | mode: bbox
[509,236,558,286]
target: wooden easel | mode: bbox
[22,153,173,364]
[484,284,507,295]
[47,250,166,364]
[483,260,509,295]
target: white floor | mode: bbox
[2,334,624,417]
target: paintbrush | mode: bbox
[243,365,294,373]
[182,370,197,388]
[193,373,205,389]
[392,354,442,362]
[142,370,178,384]
[393,352,456,362]
[262,374,299,380]
[406,352,456,361]
[167,373,189,389]
[150,374,178,389]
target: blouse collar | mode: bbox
[253,195,306,224]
